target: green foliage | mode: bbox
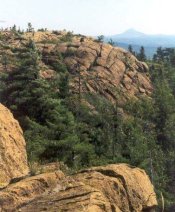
[0,39,97,170]
[63,48,76,57]
[60,31,73,42]
[1,36,175,208]
[108,39,115,46]
[38,28,47,32]
[59,72,70,99]
[97,35,104,42]
[149,47,175,208]
[24,118,50,161]
[27,22,34,32]
[128,44,135,56]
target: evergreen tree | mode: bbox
[0,39,97,168]
[108,39,115,46]
[59,72,70,99]
[137,46,146,61]
[153,80,175,149]
[1,39,41,118]
[27,23,34,32]
[97,35,104,42]
[128,45,135,55]
[153,47,164,63]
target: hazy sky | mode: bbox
[0,0,175,35]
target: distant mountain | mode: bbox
[113,28,145,38]
[105,29,175,58]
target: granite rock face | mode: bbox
[45,36,153,102]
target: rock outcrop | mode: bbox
[63,42,152,102]
[40,36,153,102]
[0,164,157,212]
[0,104,29,188]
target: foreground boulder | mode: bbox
[0,164,157,211]
[0,104,29,188]
[75,164,157,211]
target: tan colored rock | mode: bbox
[96,44,113,67]
[24,31,58,43]
[38,162,69,174]
[76,164,157,211]
[20,181,114,212]
[0,104,29,188]
[63,40,153,102]
[137,72,153,91]
[0,164,157,211]
[55,43,68,53]
[139,87,146,93]
[63,38,153,103]
[0,31,153,102]
[139,62,149,72]
[40,69,55,79]
[0,171,65,211]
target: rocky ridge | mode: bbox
[41,32,153,102]
[0,31,153,102]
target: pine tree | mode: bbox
[1,39,41,118]
[108,39,115,46]
[27,23,34,33]
[97,35,104,42]
[137,46,146,61]
[128,45,135,55]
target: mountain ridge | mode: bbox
[111,28,146,38]
[106,28,175,38]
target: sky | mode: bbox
[0,0,175,36]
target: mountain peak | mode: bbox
[119,29,145,38]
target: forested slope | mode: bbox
[0,28,175,209]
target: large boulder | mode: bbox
[0,104,29,188]
[0,164,157,211]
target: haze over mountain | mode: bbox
[105,29,175,58]
[112,29,145,38]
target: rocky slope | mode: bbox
[0,31,153,102]
[0,104,29,188]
